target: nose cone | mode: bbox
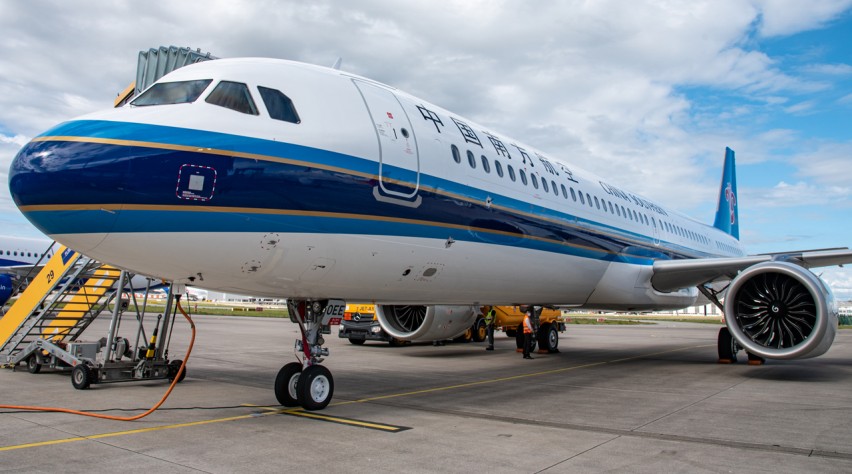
[9,121,127,251]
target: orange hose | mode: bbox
[0,299,196,421]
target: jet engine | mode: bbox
[724,261,837,360]
[375,305,478,342]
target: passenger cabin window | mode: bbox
[206,81,258,115]
[451,145,461,163]
[131,79,213,106]
[258,86,301,123]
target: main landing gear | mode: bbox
[274,299,343,410]
[717,326,765,365]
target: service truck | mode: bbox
[340,304,564,351]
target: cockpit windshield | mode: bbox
[131,79,213,106]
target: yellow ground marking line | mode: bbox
[246,404,407,432]
[0,410,278,452]
[0,343,710,451]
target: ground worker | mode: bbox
[522,307,534,359]
[484,307,496,351]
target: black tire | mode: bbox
[747,352,766,365]
[389,338,407,347]
[515,324,525,349]
[505,329,516,338]
[718,327,738,363]
[297,365,334,411]
[348,338,366,345]
[26,355,42,374]
[516,328,537,352]
[274,362,302,407]
[537,323,559,352]
[168,359,187,382]
[472,318,487,342]
[71,364,93,390]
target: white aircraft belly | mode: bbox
[54,231,609,304]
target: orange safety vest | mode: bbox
[523,314,533,334]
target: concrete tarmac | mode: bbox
[2,315,852,473]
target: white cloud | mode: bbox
[0,0,850,298]
[792,143,852,187]
[753,0,852,36]
[742,180,851,208]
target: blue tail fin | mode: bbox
[713,147,739,240]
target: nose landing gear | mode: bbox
[274,299,343,411]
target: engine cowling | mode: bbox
[724,261,837,360]
[375,305,478,342]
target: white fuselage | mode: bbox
[10,58,744,309]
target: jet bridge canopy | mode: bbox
[114,45,217,107]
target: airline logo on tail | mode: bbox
[713,147,739,240]
[724,182,737,225]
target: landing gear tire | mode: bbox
[274,362,303,407]
[297,365,334,411]
[747,352,766,365]
[537,323,559,353]
[515,324,524,349]
[515,327,538,353]
[472,318,487,342]
[348,338,365,345]
[717,327,739,363]
[515,325,537,352]
[168,359,187,382]
[26,355,41,374]
[71,364,93,390]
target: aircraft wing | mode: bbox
[651,248,852,292]
[0,264,44,279]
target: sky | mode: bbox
[0,0,850,298]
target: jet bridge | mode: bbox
[0,244,187,389]
[114,45,217,107]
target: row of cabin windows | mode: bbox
[1,250,52,259]
[717,241,738,254]
[452,144,714,248]
[131,79,300,124]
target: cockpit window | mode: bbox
[131,79,212,106]
[205,81,259,115]
[257,86,301,124]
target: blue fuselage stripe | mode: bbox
[11,121,711,266]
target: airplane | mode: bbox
[8,57,852,410]
[0,234,168,308]
[0,236,55,306]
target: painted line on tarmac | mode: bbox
[0,344,706,452]
[0,404,407,452]
[333,343,714,406]
[0,412,268,452]
[251,404,408,432]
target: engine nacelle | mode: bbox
[375,305,478,342]
[724,261,838,360]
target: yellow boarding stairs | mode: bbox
[0,245,122,368]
